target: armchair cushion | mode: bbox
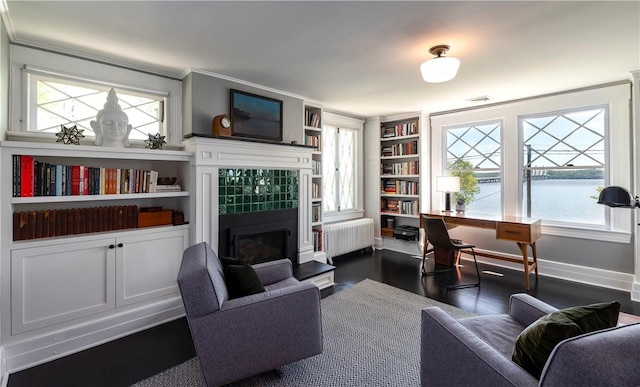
[224,263,265,299]
[512,300,620,378]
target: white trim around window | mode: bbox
[430,83,632,243]
[8,45,182,146]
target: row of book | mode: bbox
[312,159,322,175]
[12,155,162,197]
[13,205,139,241]
[312,182,321,199]
[381,180,419,195]
[381,160,419,175]
[312,229,323,252]
[305,111,321,128]
[305,134,321,150]
[381,141,418,157]
[381,121,418,138]
[312,203,322,223]
[381,199,419,215]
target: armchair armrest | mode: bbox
[421,307,537,387]
[540,323,640,386]
[509,293,558,327]
[252,259,293,286]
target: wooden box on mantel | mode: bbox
[138,210,173,228]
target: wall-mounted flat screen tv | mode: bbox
[230,89,283,142]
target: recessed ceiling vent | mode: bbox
[466,96,491,103]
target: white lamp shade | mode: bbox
[436,176,460,192]
[420,56,460,83]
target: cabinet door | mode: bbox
[116,228,189,307]
[11,238,116,335]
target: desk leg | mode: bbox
[517,242,531,291]
[531,242,538,277]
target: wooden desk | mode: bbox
[421,211,542,290]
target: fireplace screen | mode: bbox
[235,229,287,265]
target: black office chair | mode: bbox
[421,216,481,289]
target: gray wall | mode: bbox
[446,227,634,273]
[182,72,303,143]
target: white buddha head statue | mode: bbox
[91,88,132,148]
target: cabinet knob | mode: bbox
[108,244,115,249]
[117,243,124,248]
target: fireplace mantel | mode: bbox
[183,136,318,264]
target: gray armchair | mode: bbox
[177,242,323,387]
[421,293,640,386]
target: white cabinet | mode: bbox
[11,237,116,335]
[116,228,189,307]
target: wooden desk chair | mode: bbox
[421,216,481,289]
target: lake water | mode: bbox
[464,179,605,224]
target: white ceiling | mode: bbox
[4,1,640,118]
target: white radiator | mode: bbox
[324,218,374,264]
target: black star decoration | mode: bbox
[56,124,84,145]
[145,133,166,150]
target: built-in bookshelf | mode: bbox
[380,117,420,238]
[0,140,192,371]
[304,103,326,262]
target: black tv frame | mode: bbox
[230,89,283,142]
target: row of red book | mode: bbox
[13,205,139,241]
[12,155,160,197]
[381,198,419,215]
[381,180,419,195]
[305,111,321,128]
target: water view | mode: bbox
[465,179,605,225]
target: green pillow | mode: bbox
[224,262,266,299]
[512,301,620,378]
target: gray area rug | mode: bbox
[131,279,476,387]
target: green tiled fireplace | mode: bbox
[218,169,299,214]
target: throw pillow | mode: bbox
[224,262,266,299]
[512,301,620,378]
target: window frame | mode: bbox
[9,45,182,146]
[518,105,608,227]
[443,119,503,217]
[322,112,364,224]
[430,83,631,243]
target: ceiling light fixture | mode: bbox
[420,45,460,83]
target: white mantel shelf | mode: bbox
[183,136,319,264]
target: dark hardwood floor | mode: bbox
[8,248,640,387]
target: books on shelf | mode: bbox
[381,160,419,175]
[305,134,321,150]
[380,140,418,157]
[12,155,162,197]
[312,229,323,252]
[305,111,321,128]
[12,205,139,241]
[312,203,321,223]
[312,159,322,175]
[380,180,418,195]
[381,121,418,138]
[156,184,182,192]
[380,198,419,215]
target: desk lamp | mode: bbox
[436,176,460,212]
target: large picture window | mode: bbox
[445,121,502,216]
[520,106,606,225]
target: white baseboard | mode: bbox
[456,248,635,293]
[4,297,185,373]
